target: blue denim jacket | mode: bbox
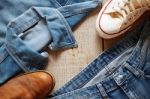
[0,0,101,84]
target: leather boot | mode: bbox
[0,71,55,99]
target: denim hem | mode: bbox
[5,46,28,72]
[49,85,102,99]
[49,43,78,51]
[58,0,102,18]
[48,8,78,50]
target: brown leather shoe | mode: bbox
[0,71,55,99]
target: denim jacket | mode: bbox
[0,0,101,84]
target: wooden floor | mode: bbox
[46,0,125,91]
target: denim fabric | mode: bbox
[0,0,101,85]
[49,18,150,99]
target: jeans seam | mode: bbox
[0,51,9,64]
[50,42,78,51]
[106,85,118,93]
[51,0,62,7]
[96,83,109,99]
[120,81,139,99]
[0,44,8,63]
[51,85,100,98]
[10,15,40,35]
[55,9,76,43]
[58,0,100,18]
[137,38,150,70]
[55,10,73,41]
[5,44,27,72]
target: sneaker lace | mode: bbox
[105,0,150,24]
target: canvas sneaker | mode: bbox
[96,0,150,39]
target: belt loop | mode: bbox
[96,83,109,99]
[124,63,144,78]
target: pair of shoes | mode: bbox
[0,71,55,99]
[96,0,150,39]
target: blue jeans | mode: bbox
[0,0,101,85]
[49,17,150,99]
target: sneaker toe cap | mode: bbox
[99,14,123,34]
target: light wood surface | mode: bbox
[46,0,124,91]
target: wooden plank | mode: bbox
[103,34,126,50]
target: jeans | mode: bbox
[49,18,150,99]
[0,0,101,85]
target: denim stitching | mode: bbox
[54,9,76,43]
[125,64,144,78]
[55,10,74,41]
[129,78,142,98]
[137,38,150,70]
[0,44,8,63]
[9,15,40,35]
[120,81,139,99]
[0,50,8,64]
[50,0,62,7]
[5,27,39,72]
[51,85,100,98]
[58,0,100,17]
[49,43,78,51]
[6,43,27,72]
[96,83,109,99]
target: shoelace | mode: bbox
[105,0,150,24]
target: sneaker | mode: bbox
[96,0,149,39]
